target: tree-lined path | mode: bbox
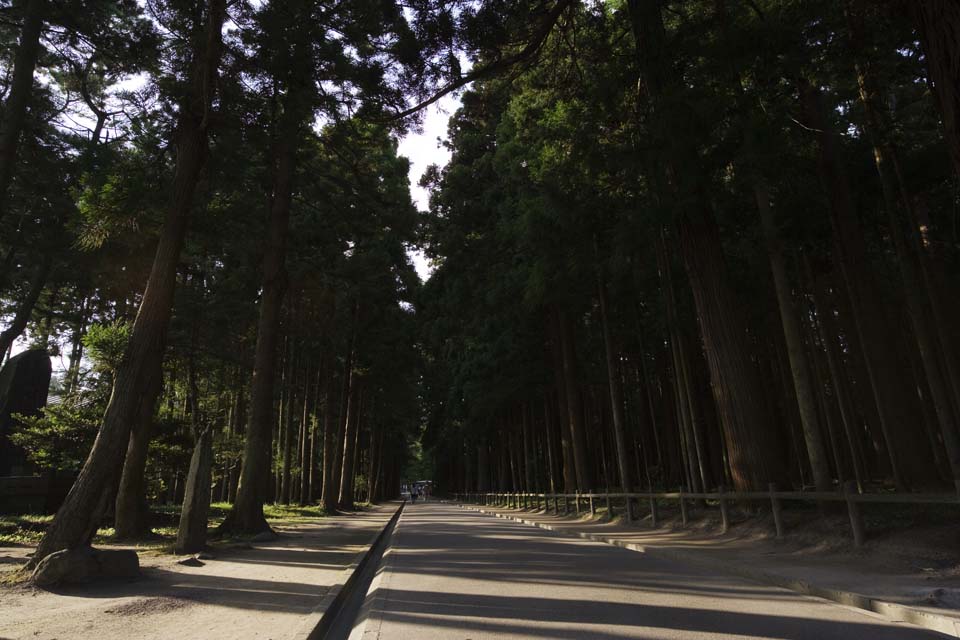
[3,0,960,636]
[356,503,936,639]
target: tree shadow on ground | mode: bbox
[370,588,937,639]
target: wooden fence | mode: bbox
[453,483,960,547]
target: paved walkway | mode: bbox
[359,502,939,639]
[0,505,397,640]
[470,501,960,628]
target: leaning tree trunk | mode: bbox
[29,0,227,566]
[755,182,832,492]
[0,254,51,358]
[0,0,46,222]
[113,357,162,539]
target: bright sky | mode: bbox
[397,94,461,282]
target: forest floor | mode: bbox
[0,503,397,640]
[465,499,960,626]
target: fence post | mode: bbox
[649,496,659,528]
[679,489,688,526]
[575,493,581,515]
[718,486,729,534]
[606,492,614,518]
[625,496,634,522]
[589,495,596,516]
[844,480,865,547]
[769,483,784,539]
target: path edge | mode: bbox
[343,504,406,640]
[290,501,405,640]
[458,503,960,639]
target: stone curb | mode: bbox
[459,503,960,639]
[344,505,407,640]
[290,502,405,640]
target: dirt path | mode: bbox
[0,504,397,640]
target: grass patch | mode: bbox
[0,514,53,545]
[262,503,331,520]
[0,501,333,550]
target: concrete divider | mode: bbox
[291,501,405,640]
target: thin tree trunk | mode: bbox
[476,440,489,492]
[755,182,832,492]
[308,365,322,503]
[367,421,381,503]
[325,322,356,511]
[66,295,89,394]
[548,321,576,492]
[542,394,559,494]
[299,363,311,505]
[658,233,702,493]
[320,364,338,511]
[807,260,867,491]
[280,340,295,504]
[799,78,936,489]
[557,309,591,490]
[30,0,227,565]
[597,273,632,491]
[522,403,535,494]
[338,378,361,510]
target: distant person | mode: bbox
[411,487,418,504]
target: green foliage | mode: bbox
[10,397,102,472]
[82,320,131,372]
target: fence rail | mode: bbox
[453,484,960,547]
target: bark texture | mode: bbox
[30,0,227,565]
